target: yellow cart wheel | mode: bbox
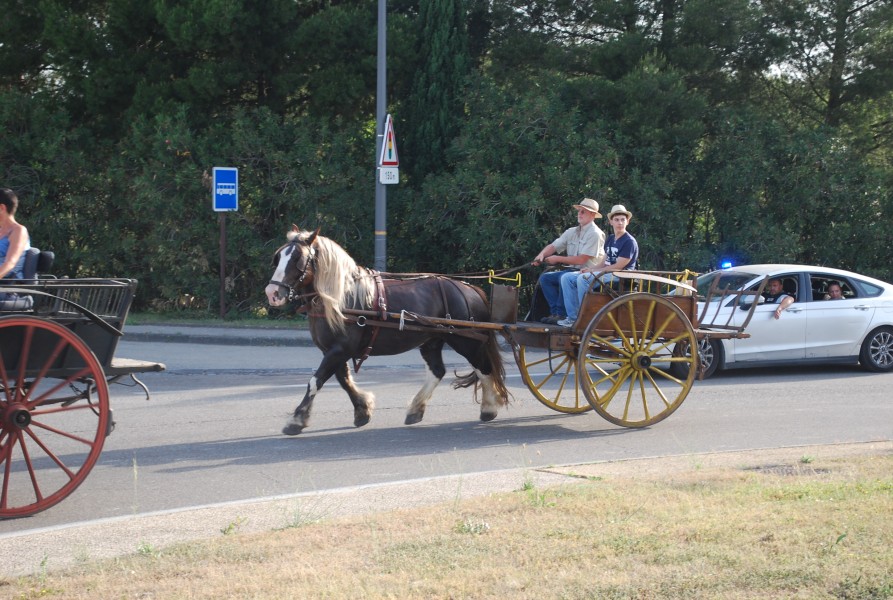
[577,293,697,427]
[514,345,593,413]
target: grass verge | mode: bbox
[4,450,891,599]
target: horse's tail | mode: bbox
[452,331,511,406]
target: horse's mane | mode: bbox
[289,230,375,332]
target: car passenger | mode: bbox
[763,278,795,319]
[824,283,843,300]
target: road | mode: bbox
[1,328,891,569]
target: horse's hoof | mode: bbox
[354,413,371,428]
[479,411,497,422]
[282,424,305,436]
[405,412,424,425]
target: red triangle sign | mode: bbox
[379,114,399,167]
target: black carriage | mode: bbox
[1,273,164,518]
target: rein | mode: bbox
[376,263,531,282]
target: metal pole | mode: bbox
[219,213,226,318]
[374,0,387,271]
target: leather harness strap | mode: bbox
[436,277,452,319]
[437,276,474,324]
[310,273,483,373]
[352,271,387,373]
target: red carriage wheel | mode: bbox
[0,316,111,518]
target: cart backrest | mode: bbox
[0,248,55,311]
[22,247,55,279]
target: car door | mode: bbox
[803,274,875,358]
[730,273,807,363]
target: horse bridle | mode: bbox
[269,241,316,303]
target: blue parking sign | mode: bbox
[212,167,238,212]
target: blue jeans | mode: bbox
[560,272,622,320]
[538,270,579,317]
[538,270,565,316]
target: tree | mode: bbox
[760,0,893,135]
[401,0,471,179]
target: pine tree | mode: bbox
[403,0,471,179]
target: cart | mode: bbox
[494,269,765,425]
[347,268,765,428]
[0,278,165,518]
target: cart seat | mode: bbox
[0,247,55,311]
[22,247,55,278]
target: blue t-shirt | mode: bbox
[0,234,30,279]
[604,232,638,270]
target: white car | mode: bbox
[687,264,893,378]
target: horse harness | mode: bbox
[268,240,316,304]
[351,271,387,372]
[275,251,483,372]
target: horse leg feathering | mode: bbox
[405,340,447,425]
[476,370,502,422]
[334,363,375,427]
[283,344,350,435]
[283,377,319,435]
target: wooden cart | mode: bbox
[0,278,165,518]
[496,269,766,426]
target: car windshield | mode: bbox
[696,270,758,300]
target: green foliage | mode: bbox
[2,0,893,313]
[402,0,471,179]
[392,73,620,272]
[104,106,373,311]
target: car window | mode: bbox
[809,275,856,301]
[780,277,798,299]
[696,270,757,299]
[851,278,884,298]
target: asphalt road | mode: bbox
[2,325,891,575]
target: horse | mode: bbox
[264,226,510,435]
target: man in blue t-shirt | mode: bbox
[558,204,638,327]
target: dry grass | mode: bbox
[4,453,892,599]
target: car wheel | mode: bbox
[672,338,722,379]
[859,326,893,372]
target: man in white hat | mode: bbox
[532,198,606,324]
[558,204,638,328]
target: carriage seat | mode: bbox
[0,247,55,311]
[20,247,54,279]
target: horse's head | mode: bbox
[265,226,319,307]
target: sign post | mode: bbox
[212,167,238,318]
[374,0,387,271]
[378,114,399,185]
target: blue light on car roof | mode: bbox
[720,260,733,269]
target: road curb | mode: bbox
[123,331,315,347]
[122,325,314,347]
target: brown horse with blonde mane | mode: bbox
[265,227,509,435]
